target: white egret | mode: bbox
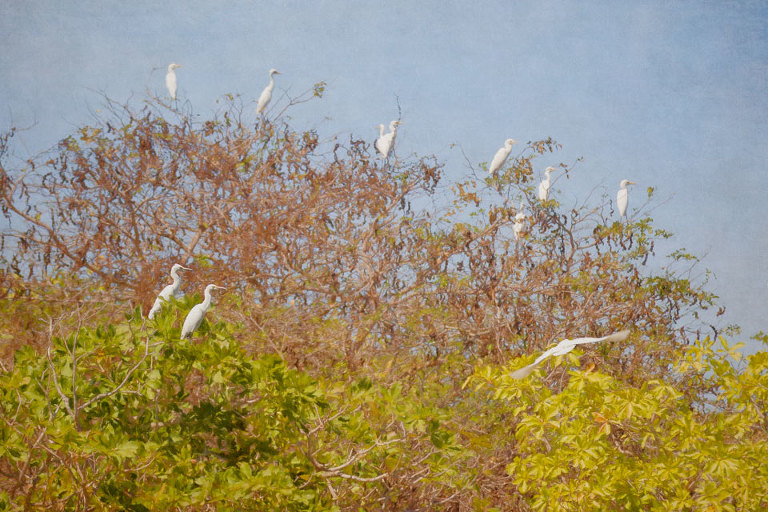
[256,68,281,114]
[181,284,226,339]
[488,138,518,175]
[148,264,191,320]
[375,120,402,159]
[617,179,636,218]
[513,201,526,240]
[508,329,630,379]
[538,167,556,202]
[165,63,182,101]
[374,124,386,156]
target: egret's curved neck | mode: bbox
[201,289,214,309]
[267,75,275,91]
[170,269,182,289]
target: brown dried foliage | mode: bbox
[0,98,716,382]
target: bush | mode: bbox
[0,301,470,510]
[466,335,768,511]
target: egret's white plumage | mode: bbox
[538,167,556,201]
[375,120,401,159]
[488,138,518,175]
[148,263,191,319]
[256,68,281,114]
[165,63,181,101]
[374,124,387,156]
[617,179,636,218]
[508,330,630,379]
[513,202,526,240]
[181,284,226,338]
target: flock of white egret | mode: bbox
[487,138,637,225]
[154,63,635,377]
[374,120,402,160]
[483,135,636,375]
[148,262,225,339]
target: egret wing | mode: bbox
[149,283,175,319]
[378,134,393,158]
[508,363,538,380]
[166,73,177,100]
[567,329,630,347]
[617,188,629,216]
[489,146,508,174]
[538,180,549,201]
[509,330,629,379]
[181,304,205,338]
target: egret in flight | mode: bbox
[488,138,518,175]
[256,68,281,114]
[181,284,226,339]
[375,120,402,159]
[538,167,556,202]
[617,179,636,218]
[508,329,630,379]
[165,63,182,101]
[513,201,526,240]
[148,264,191,320]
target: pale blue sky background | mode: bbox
[1,1,766,348]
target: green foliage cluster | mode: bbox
[0,298,467,510]
[3,300,767,510]
[467,337,768,511]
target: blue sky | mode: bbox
[1,0,766,347]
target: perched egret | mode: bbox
[508,329,630,379]
[256,68,281,114]
[617,179,636,218]
[488,138,518,175]
[165,63,181,101]
[513,202,526,240]
[538,167,556,201]
[181,284,226,339]
[374,124,386,156]
[148,264,191,320]
[375,120,402,159]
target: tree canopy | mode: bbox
[0,95,765,510]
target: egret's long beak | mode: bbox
[628,181,637,185]
[180,266,192,271]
